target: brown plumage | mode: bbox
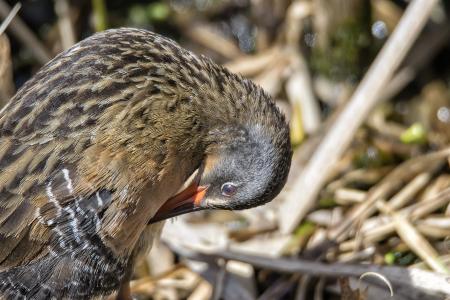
[0,28,291,299]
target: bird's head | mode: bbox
[149,117,292,223]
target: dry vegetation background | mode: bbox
[1,0,450,299]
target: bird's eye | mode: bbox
[221,182,237,197]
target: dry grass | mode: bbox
[1,0,449,299]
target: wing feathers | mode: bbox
[0,202,34,236]
[0,162,123,299]
[0,233,25,267]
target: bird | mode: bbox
[0,28,292,299]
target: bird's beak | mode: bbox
[148,168,208,223]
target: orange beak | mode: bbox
[148,181,208,224]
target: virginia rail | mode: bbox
[0,28,292,299]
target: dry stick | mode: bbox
[339,186,450,252]
[0,35,14,106]
[376,200,449,274]
[168,242,450,297]
[0,0,51,65]
[287,55,321,134]
[278,0,440,234]
[388,172,432,209]
[55,0,76,50]
[225,47,282,76]
[330,148,450,241]
[357,171,439,234]
[285,1,320,135]
[91,0,107,32]
[184,24,243,60]
[0,2,19,107]
[211,259,227,300]
[0,2,20,35]
[381,20,450,101]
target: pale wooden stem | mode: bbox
[279,0,440,234]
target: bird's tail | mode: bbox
[0,250,125,300]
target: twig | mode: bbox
[284,1,320,135]
[359,272,393,297]
[258,274,298,300]
[0,2,20,35]
[183,24,243,60]
[0,34,14,107]
[92,0,108,32]
[339,186,450,252]
[377,200,450,274]
[211,259,227,300]
[167,242,450,298]
[381,20,450,100]
[278,0,440,234]
[0,2,18,107]
[387,172,432,210]
[0,0,51,64]
[54,0,76,50]
[225,47,282,76]
[331,146,450,241]
[335,188,366,205]
[287,54,321,134]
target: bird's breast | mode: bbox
[93,142,201,258]
[133,222,165,259]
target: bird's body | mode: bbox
[0,28,291,299]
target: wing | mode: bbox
[0,28,159,271]
[0,28,198,299]
[0,40,131,297]
[0,135,128,299]
[0,126,94,269]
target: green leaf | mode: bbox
[400,123,427,144]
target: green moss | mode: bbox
[318,197,337,208]
[383,251,417,266]
[400,123,427,144]
[147,2,171,22]
[128,2,171,26]
[353,146,394,169]
[129,5,148,26]
[397,252,417,266]
[92,0,108,31]
[294,221,316,237]
[309,2,378,82]
[283,221,317,254]
[384,252,396,265]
